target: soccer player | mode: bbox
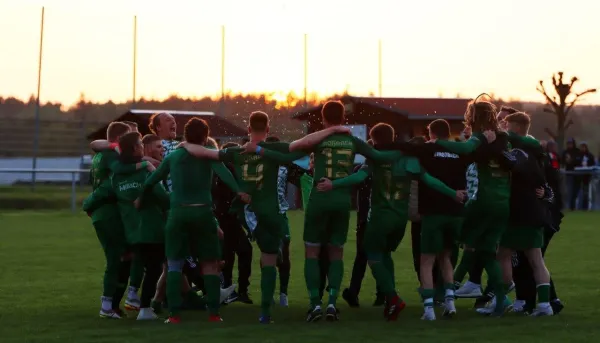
[342,145,383,308]
[405,120,470,320]
[215,142,253,305]
[84,132,169,321]
[433,97,513,316]
[264,135,292,307]
[254,103,414,322]
[315,122,464,321]
[490,112,554,317]
[86,122,152,319]
[141,118,248,324]
[122,121,139,132]
[179,110,348,323]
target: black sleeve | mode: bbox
[286,163,307,188]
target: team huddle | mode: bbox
[85,95,563,324]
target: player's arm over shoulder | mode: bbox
[436,135,483,154]
[353,137,403,163]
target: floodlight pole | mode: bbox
[31,6,45,190]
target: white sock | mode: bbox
[424,297,434,307]
[445,289,455,298]
[101,296,113,312]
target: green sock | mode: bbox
[304,258,321,307]
[480,251,505,313]
[129,255,144,290]
[537,284,550,303]
[279,270,290,295]
[203,274,221,316]
[453,250,474,283]
[421,288,435,307]
[327,260,344,306]
[382,253,395,289]
[261,266,277,316]
[166,271,183,316]
[370,261,396,297]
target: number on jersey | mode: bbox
[322,148,353,179]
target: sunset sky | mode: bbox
[1,0,599,107]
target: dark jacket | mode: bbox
[562,139,582,171]
[354,163,372,230]
[507,139,548,227]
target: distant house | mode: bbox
[88,109,247,143]
[292,95,471,140]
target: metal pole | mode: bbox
[220,25,225,116]
[32,6,45,191]
[378,39,382,97]
[71,171,76,213]
[304,33,307,108]
[221,25,225,99]
[132,15,137,107]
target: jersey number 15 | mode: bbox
[322,148,353,179]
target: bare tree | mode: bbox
[537,72,596,151]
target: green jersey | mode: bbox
[310,135,399,207]
[365,156,418,215]
[332,155,455,216]
[144,148,240,208]
[88,150,138,223]
[83,168,169,244]
[219,142,294,215]
[437,132,511,204]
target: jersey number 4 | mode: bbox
[242,163,264,186]
[322,148,353,179]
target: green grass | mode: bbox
[0,185,91,210]
[0,210,598,343]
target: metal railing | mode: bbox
[0,167,599,213]
[0,168,89,213]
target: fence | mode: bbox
[0,168,598,214]
[0,168,89,213]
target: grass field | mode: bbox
[1,210,599,343]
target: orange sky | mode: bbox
[1,0,599,106]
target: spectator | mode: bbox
[562,138,582,210]
[579,142,595,210]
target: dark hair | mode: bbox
[265,136,280,143]
[107,122,131,142]
[121,121,138,129]
[249,111,269,132]
[184,118,210,145]
[499,106,519,115]
[222,142,240,149]
[427,119,450,139]
[505,112,531,127]
[464,95,498,132]
[118,132,142,157]
[141,134,160,145]
[148,112,167,134]
[369,123,395,145]
[241,137,250,144]
[321,100,345,125]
